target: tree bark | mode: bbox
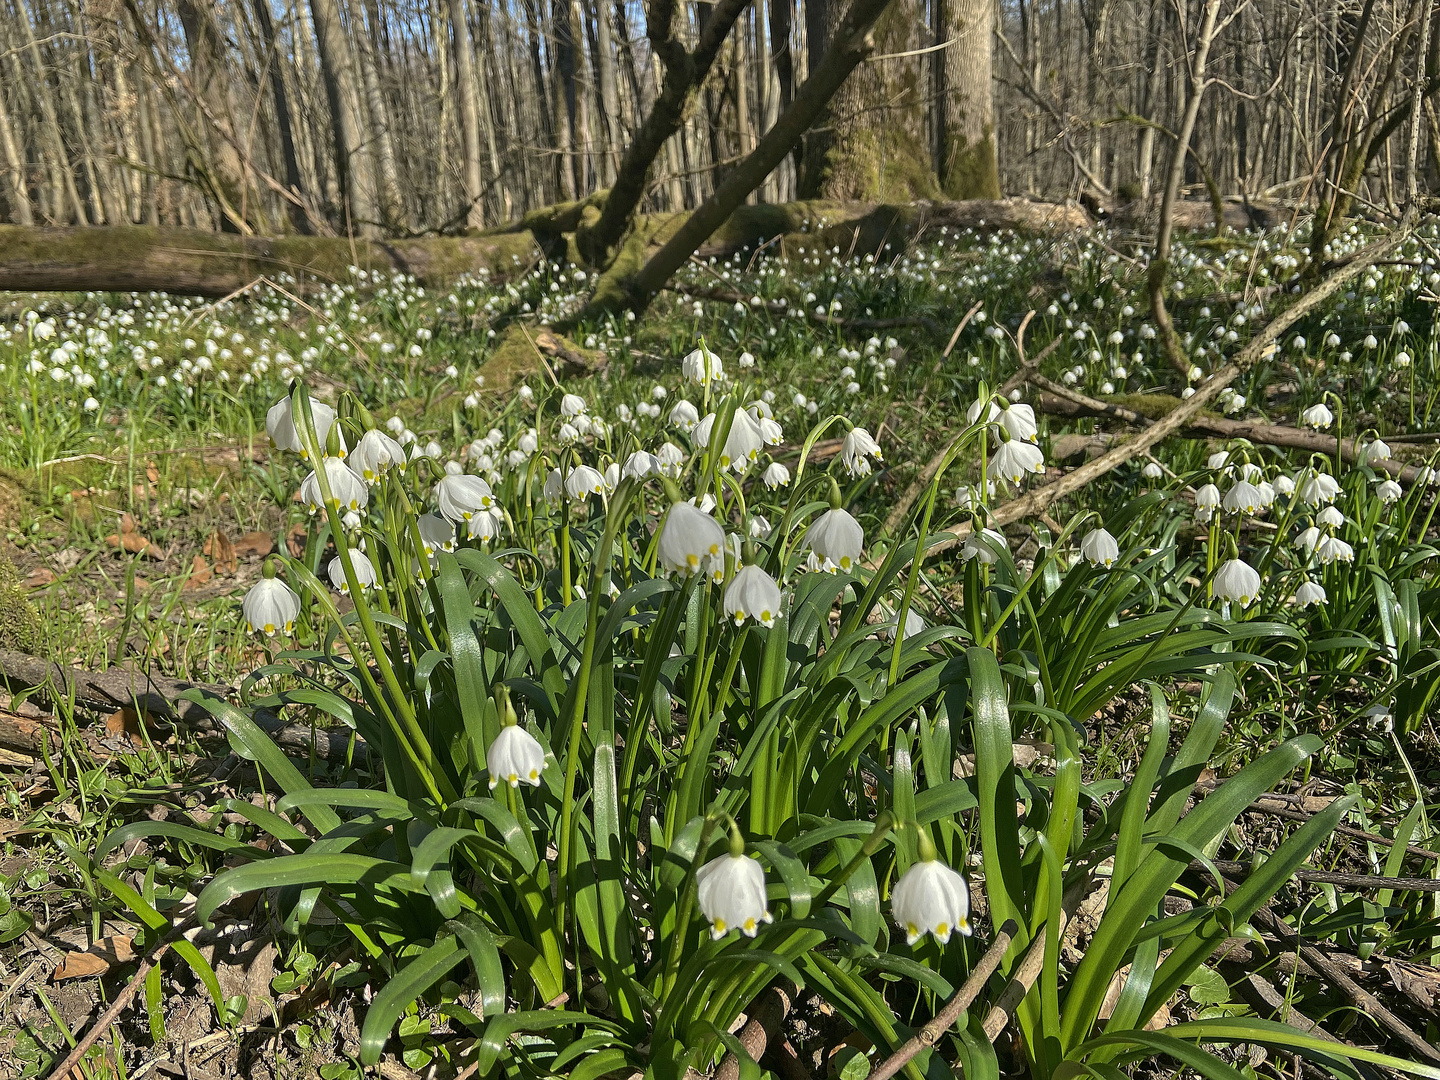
[937,0,1001,198]
[574,0,753,268]
[0,71,31,224]
[449,0,486,229]
[308,0,380,234]
[252,0,312,233]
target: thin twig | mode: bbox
[870,919,1019,1080]
[1247,800,1440,863]
[982,875,1097,1041]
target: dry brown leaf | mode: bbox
[204,530,238,574]
[183,555,213,590]
[146,463,159,485]
[234,530,275,558]
[286,522,308,558]
[106,514,164,560]
[104,708,144,740]
[23,567,55,588]
[52,936,135,982]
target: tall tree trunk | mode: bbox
[177,0,259,230]
[594,0,621,182]
[799,0,937,200]
[308,0,380,234]
[936,0,1000,197]
[355,0,406,229]
[253,0,311,232]
[554,0,581,198]
[449,0,486,228]
[0,77,32,224]
[14,0,86,223]
[768,0,795,187]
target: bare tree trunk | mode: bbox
[252,0,311,232]
[308,0,380,234]
[449,0,485,228]
[937,0,1001,197]
[355,0,406,230]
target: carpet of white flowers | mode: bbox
[1,219,1439,1080]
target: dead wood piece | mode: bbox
[1244,898,1440,1065]
[1203,858,1440,893]
[0,648,226,728]
[1247,799,1440,863]
[715,982,797,1080]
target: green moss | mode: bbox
[0,554,41,654]
[941,129,1001,201]
[482,325,547,391]
[1104,393,1185,420]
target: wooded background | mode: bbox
[0,0,1433,237]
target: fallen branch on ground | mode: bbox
[923,220,1419,559]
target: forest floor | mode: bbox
[1,219,1439,1080]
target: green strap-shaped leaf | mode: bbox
[435,551,497,773]
[195,853,417,926]
[97,871,226,1014]
[443,913,507,1019]
[454,548,567,710]
[358,934,469,1065]
[1159,1018,1440,1080]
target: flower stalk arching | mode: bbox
[288,382,451,806]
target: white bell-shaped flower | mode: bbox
[1193,483,1221,513]
[696,853,771,939]
[301,458,368,513]
[995,402,1038,443]
[656,443,686,477]
[468,507,504,542]
[840,428,883,477]
[670,399,700,432]
[417,512,457,556]
[242,574,300,635]
[962,528,1007,564]
[1294,526,1322,553]
[1316,534,1354,565]
[755,414,784,446]
[349,428,404,483]
[623,451,660,480]
[543,468,564,505]
[1273,474,1295,496]
[565,464,607,501]
[1297,470,1340,506]
[762,462,791,489]
[891,858,972,945]
[988,439,1044,485]
[658,502,725,578]
[1294,580,1327,607]
[1080,527,1119,567]
[805,508,865,573]
[1141,461,1164,480]
[267,396,338,459]
[1300,403,1333,430]
[716,409,764,473]
[434,463,494,522]
[1316,505,1345,529]
[1376,478,1402,502]
[328,551,377,594]
[487,725,547,788]
[1213,558,1261,606]
[682,345,724,386]
[723,565,783,627]
[1223,480,1264,515]
[1362,438,1391,465]
[518,429,539,455]
[560,393,587,418]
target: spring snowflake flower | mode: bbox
[1375,478,1402,502]
[761,462,791,489]
[242,569,300,635]
[560,393,587,418]
[962,528,1007,564]
[1297,470,1340,506]
[891,857,972,945]
[267,397,339,459]
[723,565,783,627]
[350,429,405,483]
[1222,480,1264,515]
[434,462,494,522]
[1141,461,1164,480]
[656,443,686,477]
[1213,558,1261,606]
[670,399,700,432]
[1362,438,1391,465]
[1300,403,1333,430]
[1294,580,1327,607]
[682,345,724,386]
[840,427,883,477]
[417,512,457,555]
[301,458,368,513]
[1316,505,1345,529]
[1294,526,1321,554]
[696,852,771,939]
[1316,534,1354,565]
[623,451,660,480]
[328,551,377,594]
[658,502,725,579]
[565,464,607,501]
[716,409,765,473]
[1080,527,1119,567]
[468,507,504,542]
[1273,474,1295,496]
[805,508,865,573]
[487,725,547,788]
[987,439,1045,485]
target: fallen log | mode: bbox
[0,199,1088,299]
[0,226,544,298]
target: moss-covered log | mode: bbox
[0,225,544,297]
[0,199,1089,300]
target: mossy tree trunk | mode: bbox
[936,0,1001,200]
[797,0,939,201]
